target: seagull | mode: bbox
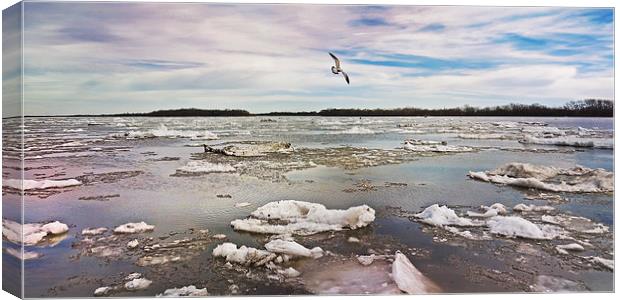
[329,52,350,84]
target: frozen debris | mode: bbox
[204,141,293,157]
[94,286,113,296]
[391,252,440,294]
[541,214,609,234]
[212,243,275,266]
[212,234,227,239]
[2,219,69,246]
[264,239,324,258]
[404,141,473,153]
[347,237,361,243]
[487,216,561,240]
[520,135,613,149]
[555,243,585,255]
[524,193,566,203]
[157,285,209,297]
[3,178,81,190]
[124,278,152,291]
[81,227,108,236]
[176,161,236,174]
[468,163,613,193]
[467,203,507,218]
[531,275,586,292]
[234,202,252,208]
[231,200,375,235]
[5,248,41,260]
[443,226,481,240]
[279,267,301,278]
[114,222,155,234]
[513,204,555,212]
[127,239,139,249]
[584,256,614,270]
[415,204,482,227]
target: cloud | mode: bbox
[16,2,614,116]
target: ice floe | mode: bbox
[157,285,209,297]
[82,227,108,236]
[555,243,585,255]
[111,124,218,140]
[3,178,82,190]
[415,204,481,227]
[467,203,507,218]
[113,222,155,234]
[124,278,152,290]
[513,204,555,212]
[212,243,275,266]
[231,200,375,235]
[487,216,561,240]
[584,256,614,270]
[520,135,613,149]
[468,163,613,193]
[264,239,324,258]
[5,248,41,260]
[541,214,609,234]
[404,141,473,153]
[2,219,69,246]
[94,286,113,296]
[392,252,440,294]
[204,141,293,157]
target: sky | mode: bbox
[9,3,616,115]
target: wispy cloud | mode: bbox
[18,3,614,115]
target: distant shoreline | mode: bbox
[4,99,614,119]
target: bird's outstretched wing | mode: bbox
[329,52,341,69]
[341,71,350,84]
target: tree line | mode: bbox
[22,99,613,118]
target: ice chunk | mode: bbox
[127,239,140,249]
[5,248,41,260]
[176,161,235,174]
[3,178,81,190]
[113,222,155,234]
[231,200,375,235]
[81,227,108,236]
[157,285,208,297]
[415,204,481,227]
[125,272,142,281]
[469,163,613,193]
[513,204,555,212]
[212,243,275,266]
[555,243,585,255]
[487,216,560,240]
[467,203,507,218]
[264,239,323,258]
[280,267,301,278]
[234,202,252,208]
[584,256,614,270]
[94,286,112,296]
[124,278,152,290]
[2,219,69,246]
[392,252,440,294]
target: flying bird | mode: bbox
[329,52,350,84]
